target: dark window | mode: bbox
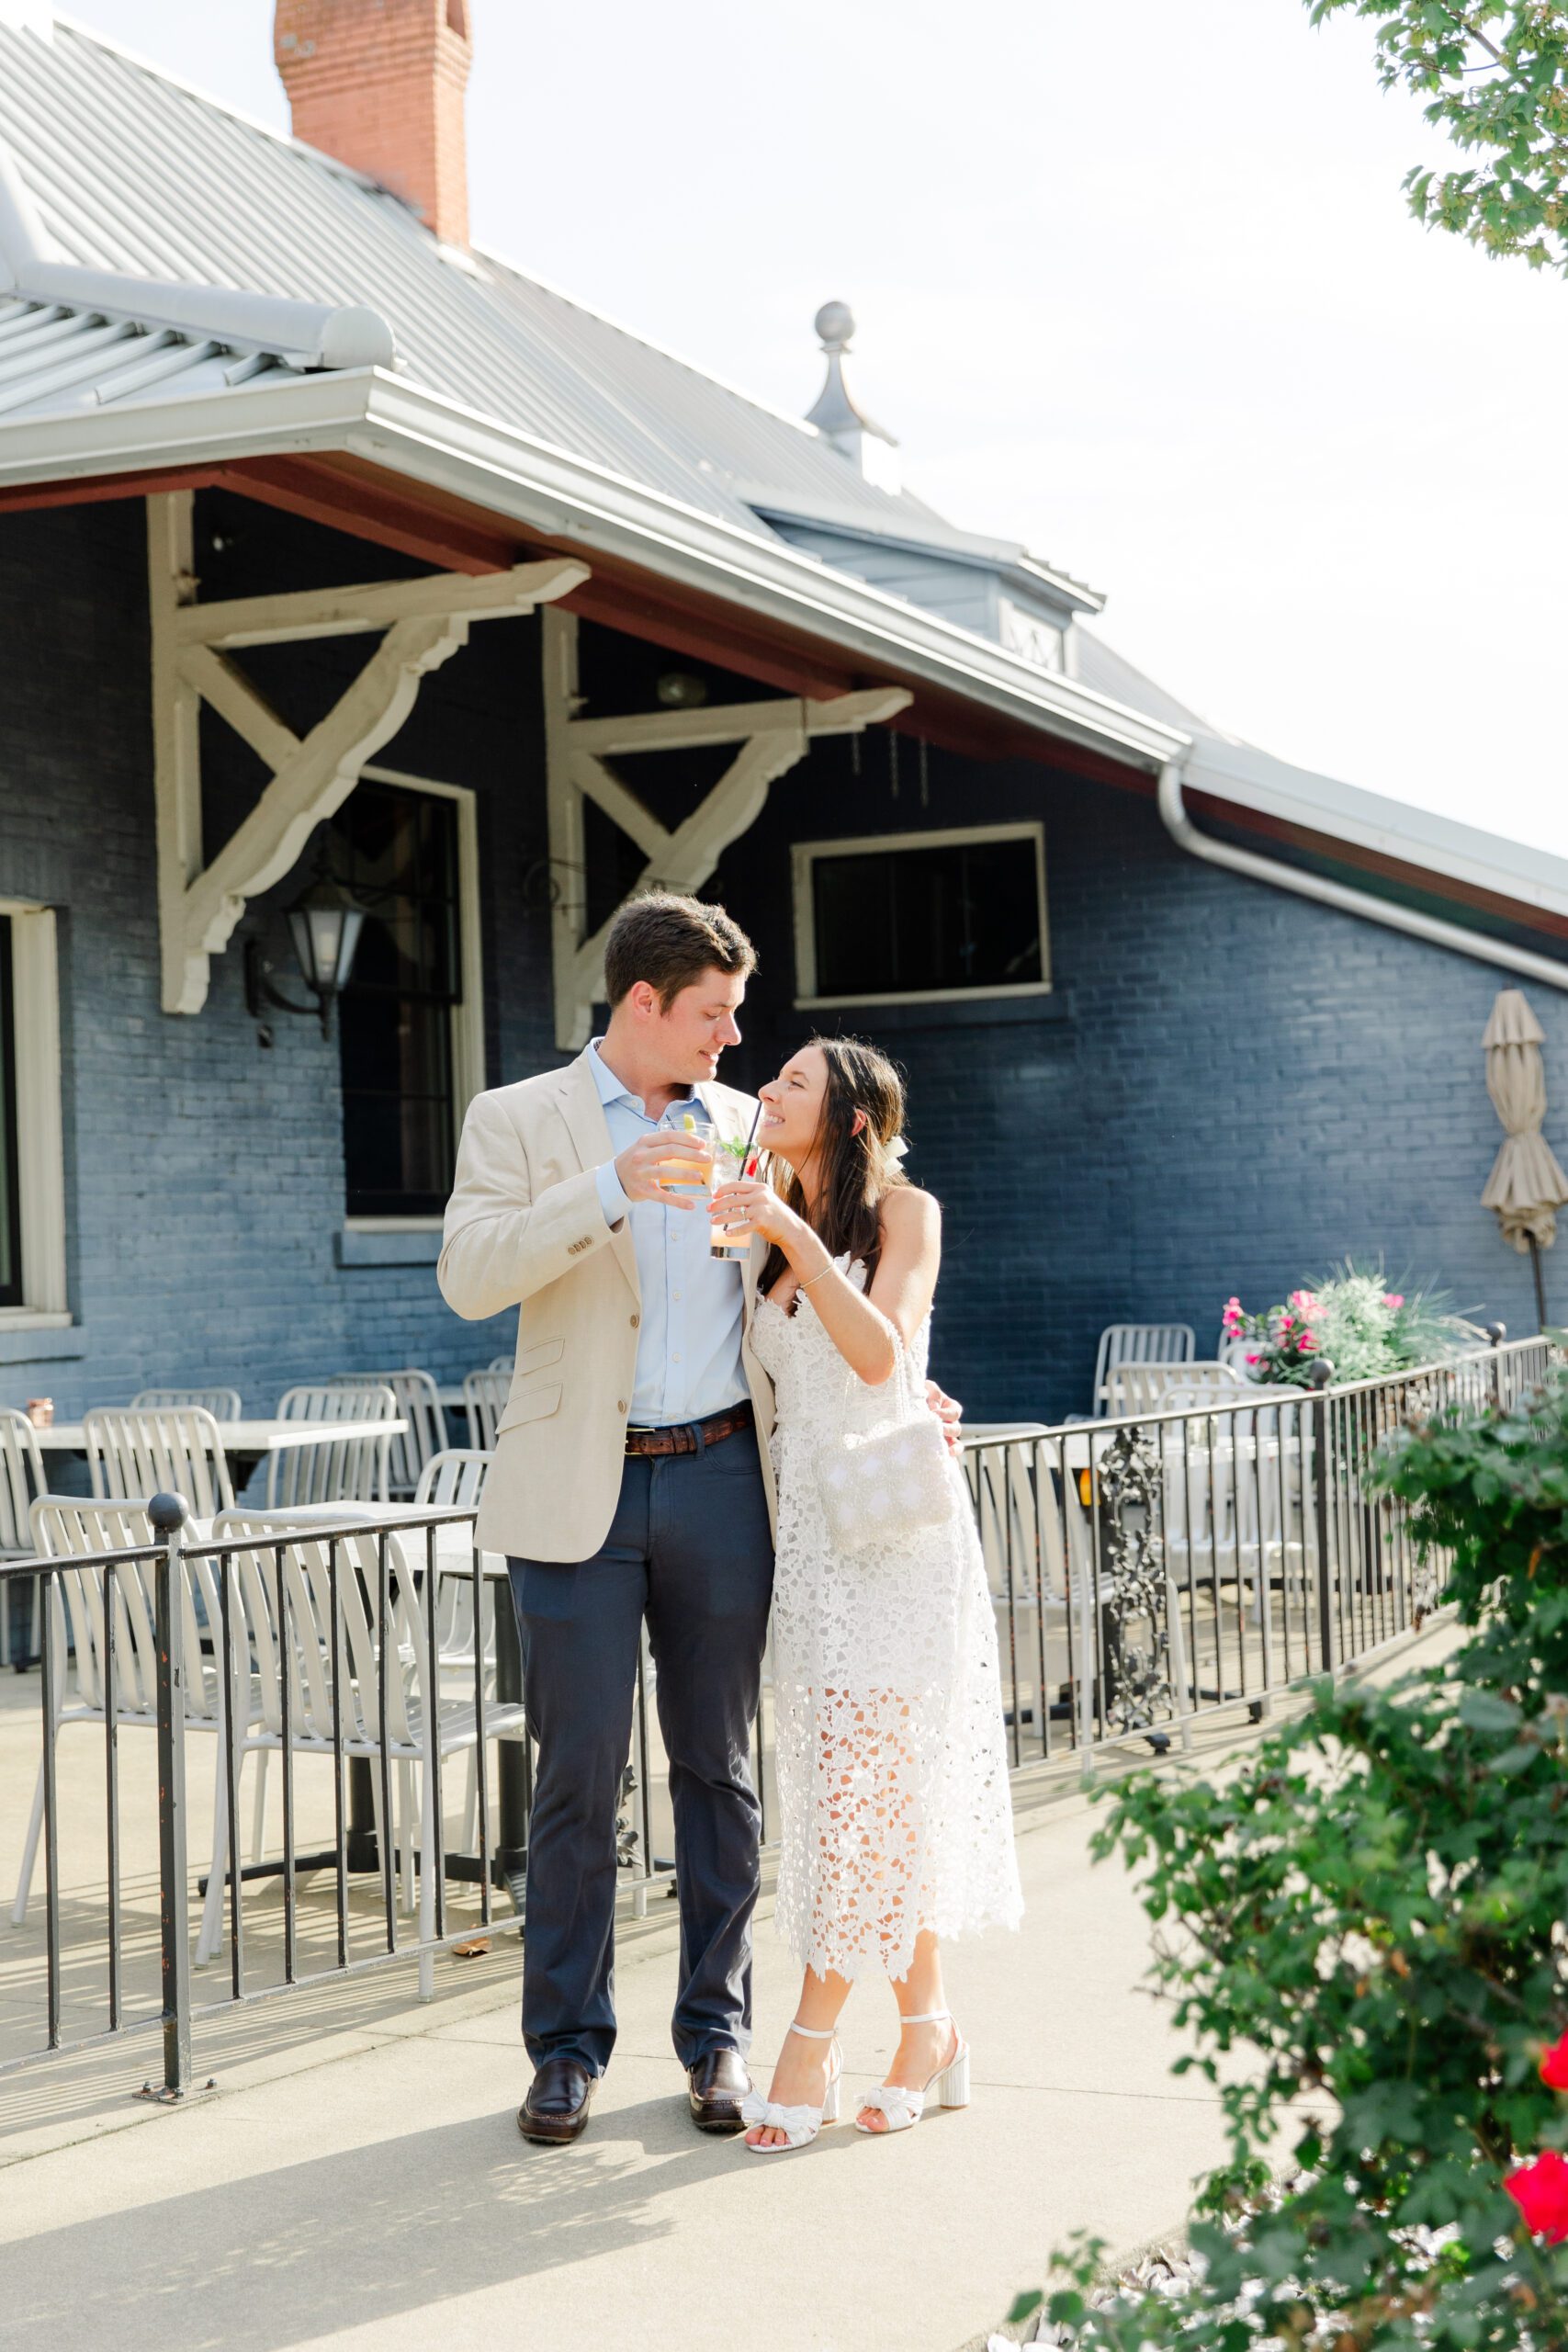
[808,832,1045,1000]
[0,920,22,1306]
[333,785,461,1218]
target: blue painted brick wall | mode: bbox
[718,736,1553,1419]
[0,497,1553,1428]
[0,496,559,1418]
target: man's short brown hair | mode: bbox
[603,891,757,1011]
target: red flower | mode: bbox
[1540,2031,1568,2091]
[1506,2150,1568,2242]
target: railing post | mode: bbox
[1307,1359,1335,1679]
[1486,1321,1506,1411]
[150,1489,193,2099]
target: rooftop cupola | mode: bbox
[275,0,474,248]
[805,301,901,495]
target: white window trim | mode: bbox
[348,764,485,1227]
[0,899,69,1326]
[792,821,1052,1011]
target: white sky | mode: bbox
[46,0,1568,857]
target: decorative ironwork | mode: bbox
[1098,1422,1176,1735]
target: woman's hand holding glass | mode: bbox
[709,1176,817,1259]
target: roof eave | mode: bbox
[1184,737,1568,925]
[0,366,1185,769]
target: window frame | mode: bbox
[338,765,485,1234]
[0,900,69,1329]
[791,821,1052,1011]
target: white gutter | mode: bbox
[1158,759,1568,993]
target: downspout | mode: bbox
[1157,759,1568,996]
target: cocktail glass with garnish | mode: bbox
[710,1133,759,1260]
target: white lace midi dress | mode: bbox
[750,1257,1024,1984]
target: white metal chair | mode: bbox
[203,1513,528,1985]
[1,1408,46,1669]
[130,1387,243,1421]
[11,1498,249,1928]
[487,1355,512,1374]
[265,1383,398,1509]
[85,1406,235,1517]
[331,1370,447,1498]
[414,1449,497,1841]
[412,1450,496,1672]
[1092,1323,1194,1415]
[461,1369,510,1453]
[1105,1360,1243,1418]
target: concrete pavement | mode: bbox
[0,1778,1244,2352]
[3,1626,1463,2352]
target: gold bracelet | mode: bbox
[797,1261,834,1291]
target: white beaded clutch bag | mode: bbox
[814,1346,959,1555]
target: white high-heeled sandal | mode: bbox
[739,2021,843,2154]
[854,2009,970,2133]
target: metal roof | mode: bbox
[0,292,305,419]
[0,14,1561,946]
[0,12,1094,573]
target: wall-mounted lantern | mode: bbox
[243,848,368,1040]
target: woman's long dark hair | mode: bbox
[761,1035,908,1295]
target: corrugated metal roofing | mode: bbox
[1072,628,1221,739]
[0,14,1072,569]
[0,291,301,418]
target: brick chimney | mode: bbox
[275,1,474,247]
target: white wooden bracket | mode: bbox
[541,605,912,1048]
[147,491,587,1014]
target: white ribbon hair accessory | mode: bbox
[885,1135,909,1162]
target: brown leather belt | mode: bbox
[625,1401,755,1458]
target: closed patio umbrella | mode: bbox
[1482,988,1568,1331]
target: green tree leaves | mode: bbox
[1308,2,1568,271]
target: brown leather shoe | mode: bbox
[687,2048,751,2132]
[518,2055,596,2144]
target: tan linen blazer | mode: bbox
[438,1049,776,1563]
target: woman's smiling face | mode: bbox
[758,1046,829,1165]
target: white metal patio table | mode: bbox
[31,1417,408,1480]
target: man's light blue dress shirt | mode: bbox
[588,1039,750,1429]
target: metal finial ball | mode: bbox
[815,300,855,352]
[148,1491,189,1534]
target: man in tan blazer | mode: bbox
[439,893,776,2146]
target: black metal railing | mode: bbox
[962,1332,1553,1770]
[0,1332,1552,2096]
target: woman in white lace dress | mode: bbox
[710,1037,1022,2153]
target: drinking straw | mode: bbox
[739,1099,763,1177]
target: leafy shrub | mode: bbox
[1017,1366,1568,2348]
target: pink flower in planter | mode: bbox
[1246,1352,1260,1365]
[1506,2149,1568,2243]
[1280,1315,1294,1331]
[1540,2030,1568,2091]
[1383,1293,1405,1310]
[1298,1329,1316,1350]
[1290,1289,1318,1312]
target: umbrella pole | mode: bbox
[1529,1234,1548,1334]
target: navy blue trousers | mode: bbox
[508,1426,773,2076]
